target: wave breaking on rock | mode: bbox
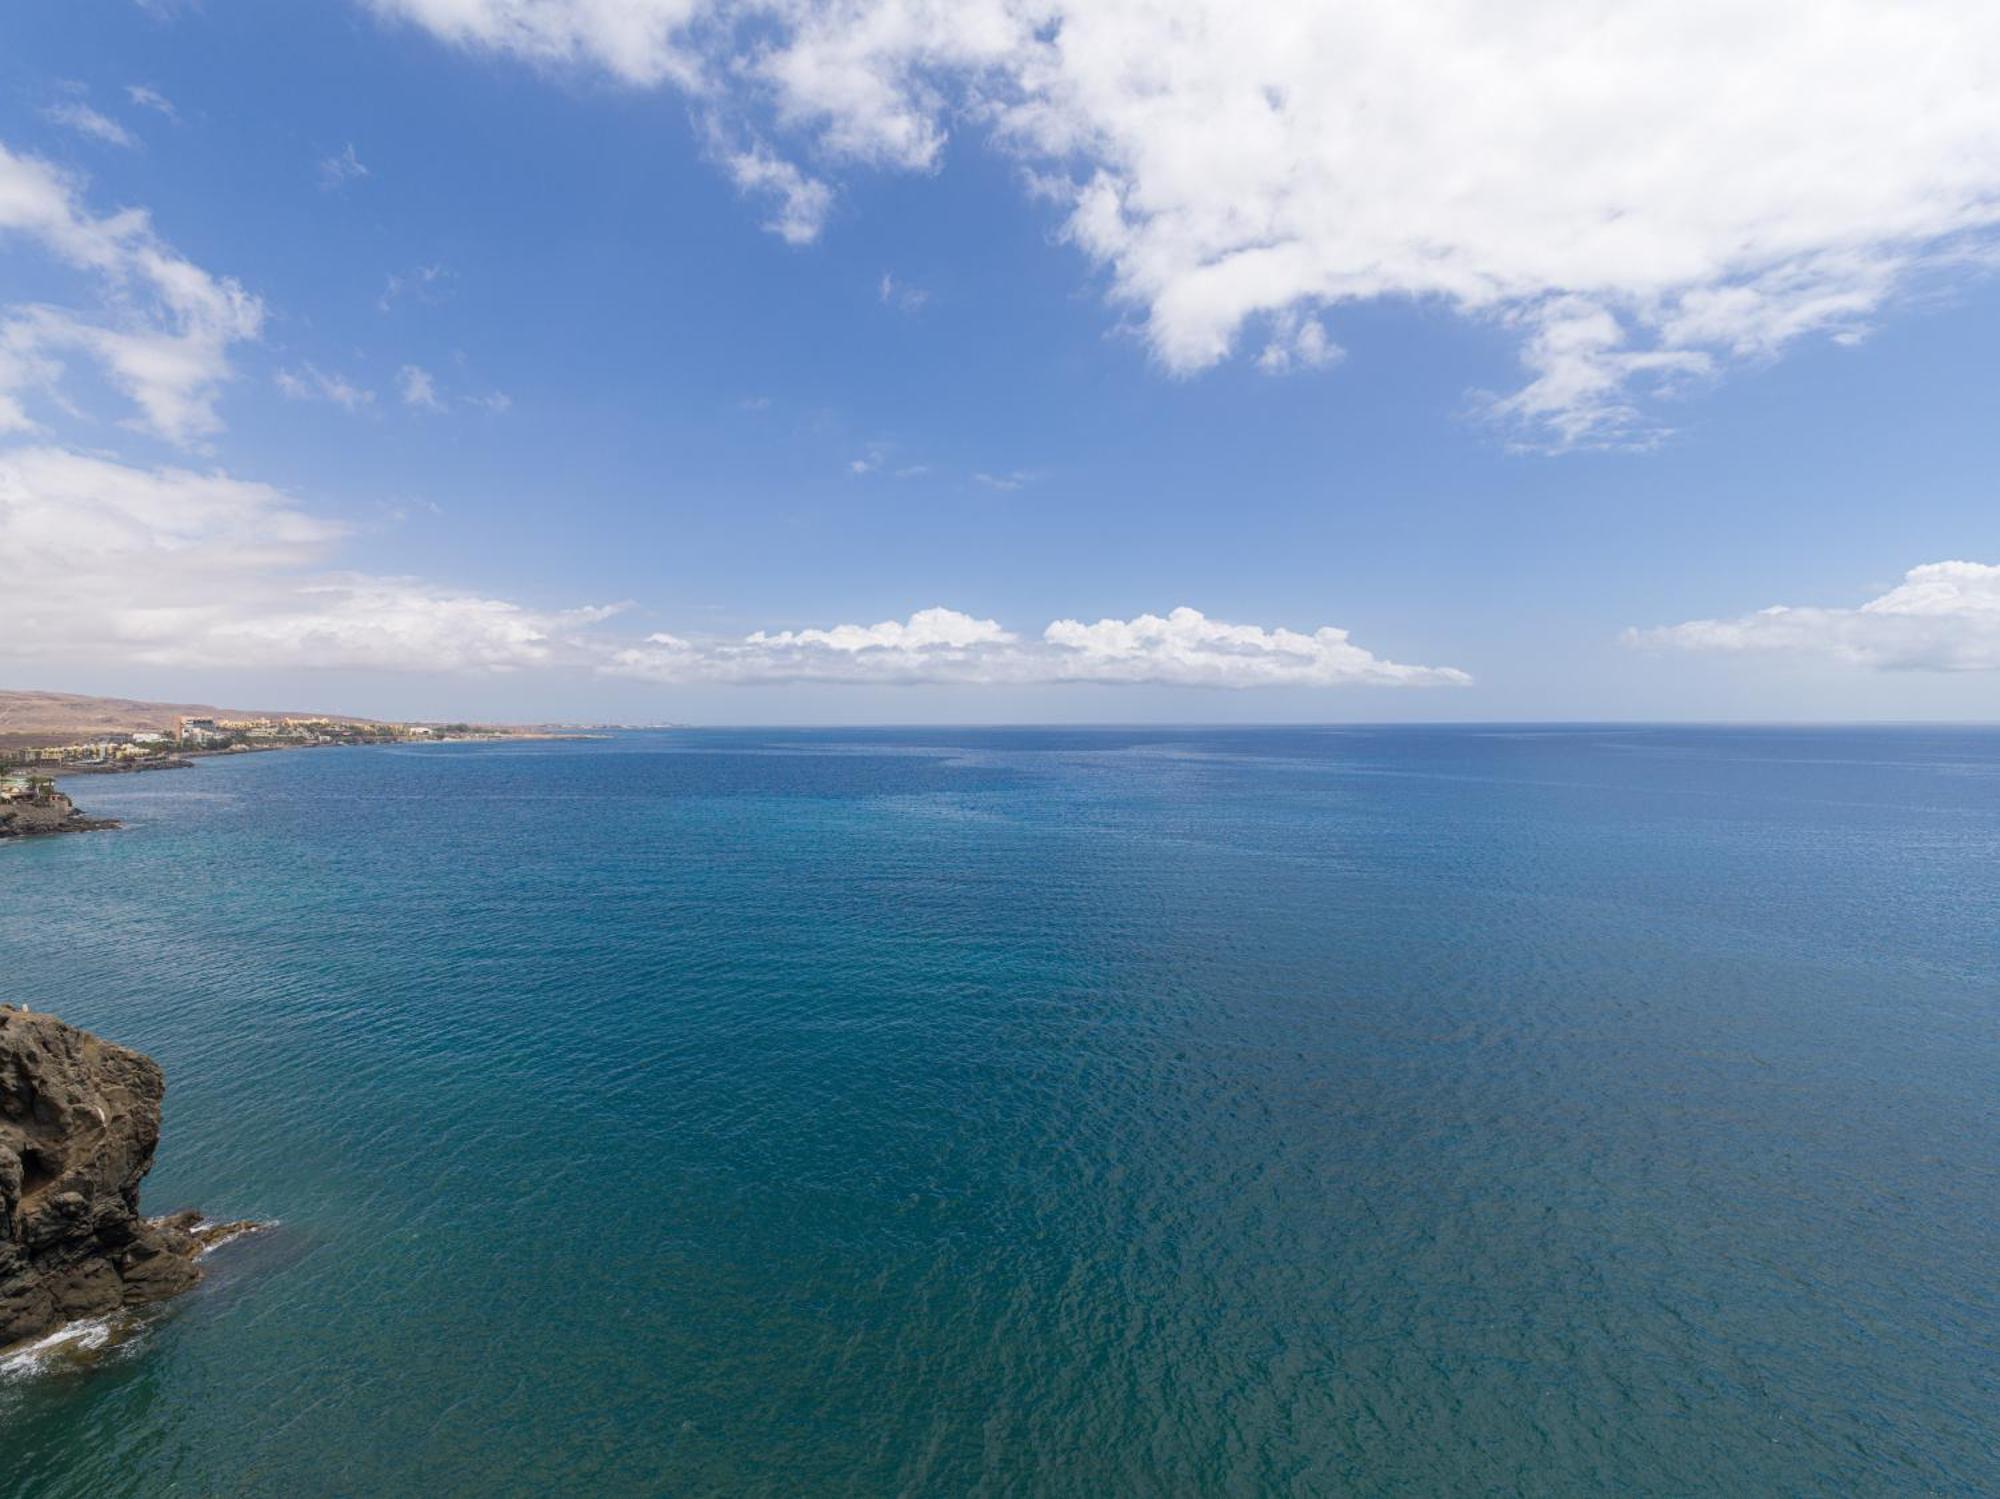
[0,1006,257,1354]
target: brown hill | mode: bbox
[0,690,373,753]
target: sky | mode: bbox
[2,0,1999,724]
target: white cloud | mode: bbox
[720,137,833,245]
[367,0,2000,448]
[398,363,443,409]
[464,389,511,413]
[366,0,705,85]
[607,605,1467,687]
[0,445,618,671]
[752,608,1014,653]
[43,103,137,150]
[0,141,264,444]
[1631,562,2000,671]
[277,363,376,411]
[378,262,449,311]
[125,85,178,121]
[850,442,935,478]
[608,608,1015,684]
[972,470,1033,492]
[0,440,1459,688]
[878,271,928,312]
[1256,314,1341,377]
[319,143,370,190]
[1043,608,1470,687]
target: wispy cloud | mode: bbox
[972,470,1035,492]
[878,271,929,313]
[43,103,137,150]
[718,138,832,246]
[125,85,178,121]
[397,364,443,410]
[276,364,375,412]
[318,142,370,191]
[378,262,449,312]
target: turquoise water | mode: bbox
[1,727,1994,1495]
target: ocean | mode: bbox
[0,727,1993,1495]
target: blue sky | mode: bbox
[4,1,1999,722]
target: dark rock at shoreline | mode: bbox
[0,817,124,839]
[0,782,120,839]
[0,1008,239,1350]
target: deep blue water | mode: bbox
[0,726,1994,1496]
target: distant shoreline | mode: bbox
[36,730,608,778]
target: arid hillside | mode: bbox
[0,690,372,752]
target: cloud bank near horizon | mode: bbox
[368,0,2000,448]
[1632,562,2000,671]
[611,606,1470,688]
[0,445,621,673]
[0,445,1461,688]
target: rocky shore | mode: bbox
[0,781,119,839]
[0,1008,255,1352]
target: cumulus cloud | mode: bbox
[1631,562,2000,671]
[1043,608,1469,687]
[607,605,1467,687]
[0,141,263,444]
[0,445,618,671]
[365,0,2000,447]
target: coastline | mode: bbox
[4,731,592,841]
[36,729,608,776]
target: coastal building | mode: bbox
[0,774,81,835]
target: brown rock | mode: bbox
[0,1007,216,1350]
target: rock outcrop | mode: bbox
[0,781,118,838]
[0,1008,239,1350]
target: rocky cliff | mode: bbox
[0,1008,239,1350]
